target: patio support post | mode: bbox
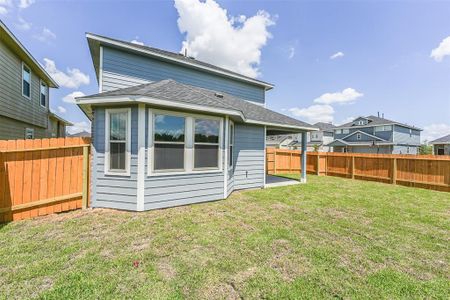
[301,131,307,183]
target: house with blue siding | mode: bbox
[327,115,422,154]
[76,33,317,211]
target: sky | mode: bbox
[1,0,449,142]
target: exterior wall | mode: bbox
[91,106,139,211]
[0,39,49,129]
[0,115,47,140]
[102,47,266,104]
[393,125,420,146]
[334,127,393,141]
[334,145,392,154]
[392,145,418,155]
[232,124,265,190]
[433,144,450,155]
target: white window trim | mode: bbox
[22,62,31,100]
[356,133,362,140]
[147,108,223,177]
[39,80,47,109]
[105,108,132,176]
[192,116,222,171]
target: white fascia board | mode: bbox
[253,120,319,132]
[86,33,274,90]
[341,130,386,141]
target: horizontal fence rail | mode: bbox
[266,149,450,192]
[0,137,91,222]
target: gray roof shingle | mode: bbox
[336,115,421,130]
[430,134,450,144]
[313,122,336,132]
[78,79,315,130]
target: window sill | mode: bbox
[147,169,223,177]
[104,171,131,177]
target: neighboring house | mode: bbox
[267,122,335,152]
[68,130,91,138]
[266,134,296,149]
[0,21,69,140]
[327,115,422,154]
[48,112,72,138]
[76,33,316,212]
[430,134,450,155]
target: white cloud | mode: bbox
[43,59,90,89]
[289,104,335,124]
[314,88,363,105]
[131,38,144,46]
[57,106,67,114]
[174,0,275,78]
[15,16,32,30]
[34,27,56,42]
[67,121,91,135]
[336,116,355,126]
[18,0,34,9]
[0,0,12,15]
[288,46,295,59]
[330,51,344,60]
[421,123,450,143]
[430,36,450,62]
[63,91,86,103]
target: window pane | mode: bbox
[23,66,30,97]
[195,144,218,168]
[40,83,47,106]
[195,119,219,143]
[229,124,234,145]
[154,115,185,142]
[110,142,126,170]
[154,143,184,170]
[229,145,233,166]
[110,112,127,141]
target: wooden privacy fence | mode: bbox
[0,137,90,222]
[266,149,450,192]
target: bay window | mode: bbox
[153,114,186,171]
[106,108,130,175]
[194,118,220,169]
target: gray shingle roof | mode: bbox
[313,122,336,132]
[336,115,421,130]
[430,134,450,144]
[78,79,315,130]
[86,33,273,89]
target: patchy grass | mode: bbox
[0,175,449,299]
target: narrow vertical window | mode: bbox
[22,63,31,98]
[154,114,185,171]
[107,110,129,173]
[229,122,234,167]
[194,118,220,169]
[356,133,361,140]
[40,81,47,107]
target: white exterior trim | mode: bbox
[341,130,386,142]
[77,96,318,132]
[136,104,145,211]
[99,46,104,93]
[39,79,48,109]
[223,116,229,198]
[104,108,132,176]
[263,125,267,188]
[86,33,274,90]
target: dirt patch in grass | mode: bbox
[157,258,177,280]
[269,239,309,281]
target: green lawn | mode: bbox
[0,175,449,299]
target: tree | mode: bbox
[419,143,432,155]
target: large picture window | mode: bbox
[154,114,185,171]
[194,118,220,169]
[106,109,130,175]
[22,63,31,99]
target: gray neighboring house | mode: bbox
[268,122,335,152]
[430,134,450,155]
[0,20,70,139]
[327,115,422,154]
[76,33,317,212]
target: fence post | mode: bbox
[391,157,397,185]
[316,153,320,175]
[351,155,355,179]
[82,145,89,209]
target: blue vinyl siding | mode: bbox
[393,125,420,146]
[91,106,139,211]
[233,124,265,190]
[102,47,265,104]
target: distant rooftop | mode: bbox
[430,134,450,144]
[336,115,422,131]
